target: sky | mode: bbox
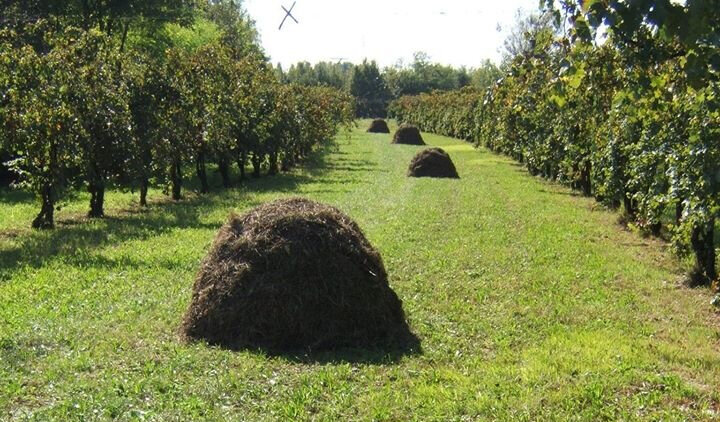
[243,0,539,69]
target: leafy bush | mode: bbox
[390,17,719,286]
[0,22,354,229]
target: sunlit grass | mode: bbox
[1,120,719,420]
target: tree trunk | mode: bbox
[544,163,552,179]
[119,21,130,53]
[690,217,717,286]
[571,163,580,190]
[88,178,105,218]
[195,150,209,194]
[623,192,636,221]
[268,152,278,176]
[251,153,262,178]
[218,158,231,188]
[32,183,55,230]
[580,161,592,197]
[237,151,247,182]
[649,221,662,237]
[171,159,182,201]
[281,157,292,172]
[139,177,149,207]
[675,202,684,226]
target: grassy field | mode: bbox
[2,120,720,421]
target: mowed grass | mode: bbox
[1,120,720,421]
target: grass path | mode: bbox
[1,120,719,420]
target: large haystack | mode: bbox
[392,124,425,145]
[407,148,460,179]
[181,197,415,351]
[367,119,391,134]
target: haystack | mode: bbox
[181,197,415,351]
[407,148,460,179]
[392,124,425,145]
[367,119,390,134]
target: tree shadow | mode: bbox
[0,145,366,280]
[538,188,581,197]
[324,158,386,174]
[0,197,220,278]
[0,189,35,205]
[198,331,422,365]
[237,172,317,194]
[270,342,422,365]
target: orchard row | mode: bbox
[0,23,354,229]
[390,31,719,285]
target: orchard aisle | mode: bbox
[1,121,719,420]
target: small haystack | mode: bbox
[407,148,460,179]
[392,124,425,145]
[367,119,391,134]
[181,197,415,351]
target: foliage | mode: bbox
[0,18,353,228]
[350,60,391,118]
[203,0,263,60]
[383,52,493,98]
[281,61,354,90]
[469,59,503,91]
[390,10,720,286]
[499,9,557,65]
[278,53,501,118]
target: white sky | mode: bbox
[243,0,539,69]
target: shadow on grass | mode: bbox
[201,332,422,365]
[0,145,378,279]
[538,188,581,197]
[0,188,35,205]
[0,198,219,277]
[271,343,422,365]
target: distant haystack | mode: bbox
[392,124,425,145]
[407,148,460,179]
[181,197,417,351]
[367,119,390,134]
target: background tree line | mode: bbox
[278,53,502,118]
[390,1,720,288]
[0,0,354,229]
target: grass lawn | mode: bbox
[1,120,719,420]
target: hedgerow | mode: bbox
[0,22,354,229]
[390,7,719,286]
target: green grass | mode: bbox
[1,120,719,421]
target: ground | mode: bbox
[1,120,719,421]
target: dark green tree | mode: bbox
[350,60,390,117]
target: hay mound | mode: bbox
[367,119,390,134]
[181,197,415,351]
[408,148,460,179]
[392,124,425,145]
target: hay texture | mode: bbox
[407,148,460,179]
[367,119,391,134]
[392,124,425,145]
[181,197,414,351]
